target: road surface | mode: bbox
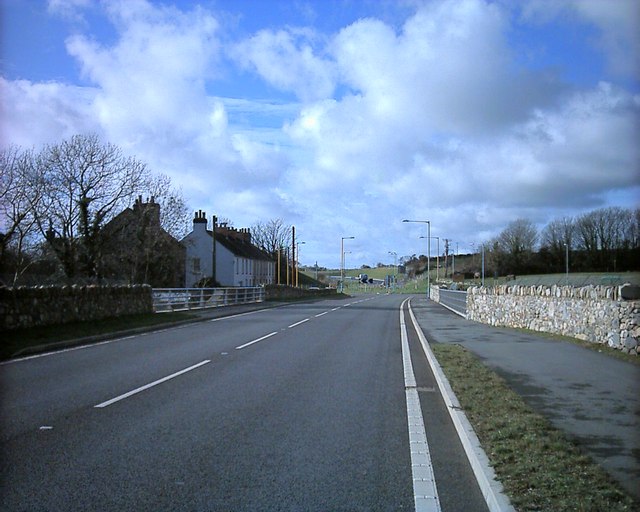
[1,295,489,511]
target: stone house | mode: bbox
[101,197,185,287]
[181,211,275,287]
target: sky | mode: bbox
[1,0,639,269]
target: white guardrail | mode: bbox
[438,289,468,317]
[152,287,265,313]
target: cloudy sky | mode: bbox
[1,0,639,268]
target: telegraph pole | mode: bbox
[291,226,296,287]
[443,238,451,277]
[212,215,217,286]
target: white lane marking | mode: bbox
[400,298,441,512]
[94,360,210,408]
[235,331,278,350]
[314,311,328,318]
[331,307,341,311]
[288,318,310,328]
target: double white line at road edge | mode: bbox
[94,360,210,408]
[400,298,441,512]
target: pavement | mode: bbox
[410,296,640,501]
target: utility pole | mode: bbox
[443,238,451,277]
[291,226,296,287]
[211,215,217,286]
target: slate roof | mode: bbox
[209,231,274,261]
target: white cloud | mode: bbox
[522,0,640,79]
[47,0,91,23]
[0,78,98,148]
[232,28,336,102]
[2,0,638,267]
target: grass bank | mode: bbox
[0,312,196,360]
[432,343,638,511]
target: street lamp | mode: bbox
[403,220,430,299]
[564,242,570,285]
[388,251,398,291]
[340,236,355,293]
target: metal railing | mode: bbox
[438,289,467,317]
[152,287,265,313]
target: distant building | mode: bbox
[181,211,275,287]
[101,196,185,287]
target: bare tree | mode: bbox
[575,207,633,270]
[250,218,292,256]
[493,218,539,274]
[145,173,190,240]
[541,216,575,251]
[0,146,43,283]
[34,134,148,279]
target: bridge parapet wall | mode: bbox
[0,285,153,331]
[467,284,639,355]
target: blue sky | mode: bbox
[1,0,639,268]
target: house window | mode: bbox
[192,258,201,273]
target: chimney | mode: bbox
[193,210,208,232]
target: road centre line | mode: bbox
[235,331,279,350]
[400,298,441,512]
[314,311,328,317]
[94,360,211,408]
[288,318,310,328]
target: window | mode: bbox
[192,258,201,273]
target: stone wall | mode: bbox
[467,285,639,355]
[0,285,153,331]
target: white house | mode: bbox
[181,210,275,287]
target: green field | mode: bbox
[304,267,640,294]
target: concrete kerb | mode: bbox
[407,298,516,512]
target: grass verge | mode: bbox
[1,312,196,361]
[432,343,639,512]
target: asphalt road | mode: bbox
[0,295,489,511]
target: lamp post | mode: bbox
[481,243,485,286]
[564,242,569,285]
[403,219,430,299]
[340,236,354,293]
[388,251,397,291]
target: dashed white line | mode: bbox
[94,360,211,408]
[235,331,278,350]
[288,318,310,328]
[315,311,328,318]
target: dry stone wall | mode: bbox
[467,284,639,355]
[0,285,153,331]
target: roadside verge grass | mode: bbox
[432,343,639,512]
[0,312,196,361]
